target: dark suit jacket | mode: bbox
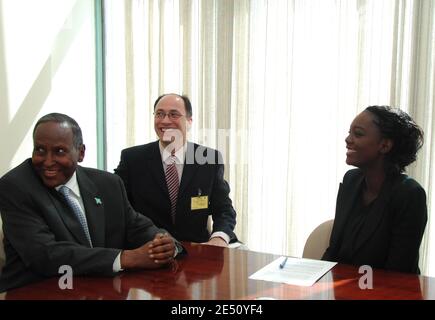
[115,141,237,243]
[0,159,167,292]
[322,169,427,273]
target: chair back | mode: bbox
[302,219,334,259]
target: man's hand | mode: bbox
[204,237,228,247]
[120,233,175,270]
[149,233,176,263]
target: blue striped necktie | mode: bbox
[59,185,93,247]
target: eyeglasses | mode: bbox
[153,111,185,120]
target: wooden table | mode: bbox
[1,242,434,300]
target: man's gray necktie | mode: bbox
[59,185,93,247]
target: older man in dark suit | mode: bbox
[115,94,238,246]
[0,113,178,292]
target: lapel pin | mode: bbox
[94,197,102,205]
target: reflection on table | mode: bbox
[2,242,434,300]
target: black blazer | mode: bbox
[115,141,237,243]
[0,159,166,292]
[322,169,427,273]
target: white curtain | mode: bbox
[104,0,435,276]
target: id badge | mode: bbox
[191,195,208,210]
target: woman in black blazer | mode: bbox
[322,106,427,274]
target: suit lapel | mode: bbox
[332,173,364,246]
[146,141,169,196]
[76,167,105,247]
[49,188,90,247]
[179,142,199,196]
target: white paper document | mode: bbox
[249,257,337,287]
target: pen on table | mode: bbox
[279,257,288,269]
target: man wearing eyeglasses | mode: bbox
[115,94,238,247]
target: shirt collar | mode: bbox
[55,171,81,198]
[159,141,187,165]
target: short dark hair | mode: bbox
[33,113,83,149]
[153,94,193,118]
[365,106,424,174]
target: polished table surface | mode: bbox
[1,242,434,300]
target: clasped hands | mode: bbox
[121,233,176,270]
